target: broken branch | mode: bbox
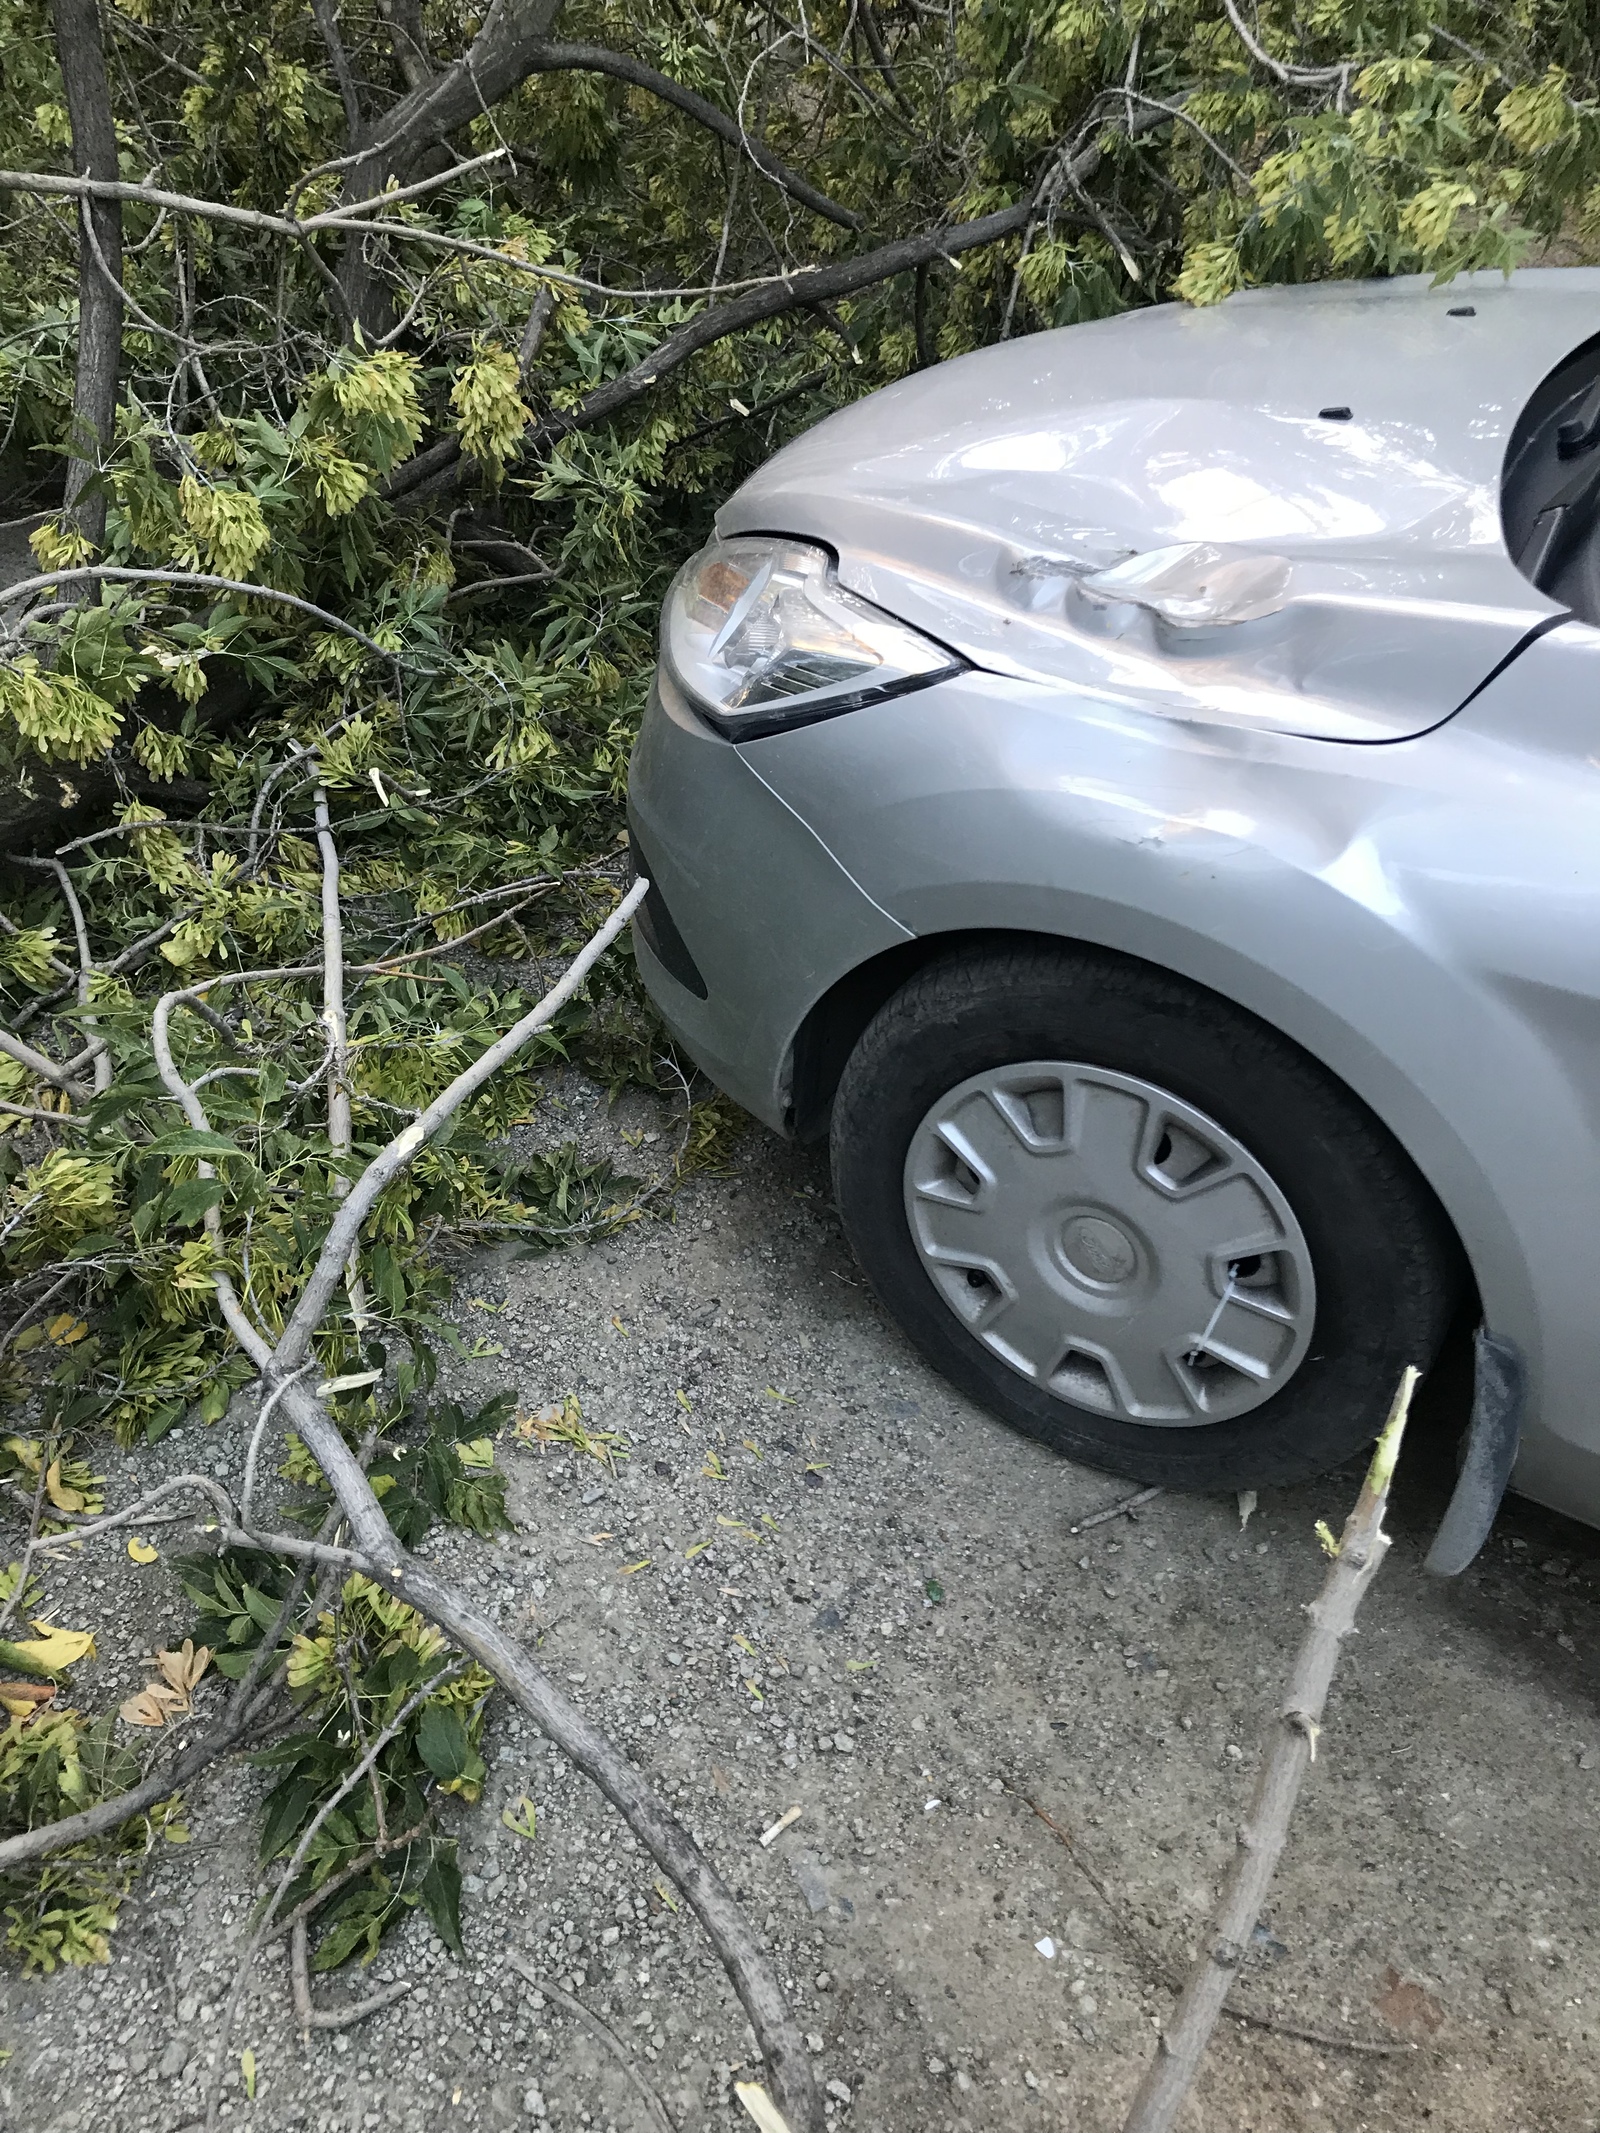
[1119,1366,1422,2133]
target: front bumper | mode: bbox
[625,668,911,1131]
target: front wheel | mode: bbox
[830,941,1457,1490]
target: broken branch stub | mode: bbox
[1119,1366,1422,2133]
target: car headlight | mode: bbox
[661,535,963,739]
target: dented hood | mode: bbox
[718,268,1600,741]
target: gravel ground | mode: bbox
[2,1084,1598,2133]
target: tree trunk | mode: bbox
[49,0,122,548]
[335,0,564,338]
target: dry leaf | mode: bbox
[1374,1964,1445,2035]
[44,1314,88,1345]
[155,1639,212,1696]
[0,1681,55,1721]
[121,1684,184,1727]
[121,1640,212,1726]
[127,1536,159,1564]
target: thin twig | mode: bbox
[1071,1484,1162,1533]
[13,855,110,1092]
[203,1663,468,2129]
[507,1956,675,2133]
[313,787,369,1331]
[0,565,408,661]
[1007,1785,1408,2058]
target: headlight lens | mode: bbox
[662,535,962,738]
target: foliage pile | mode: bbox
[1,0,1598,1984]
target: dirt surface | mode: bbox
[2,1091,1599,2133]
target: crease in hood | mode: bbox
[717,268,1600,742]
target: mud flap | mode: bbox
[1424,1330,1525,1576]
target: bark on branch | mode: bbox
[386,195,1053,501]
[47,0,122,546]
[1119,1368,1422,2133]
[514,42,862,230]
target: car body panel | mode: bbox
[735,623,1600,1518]
[628,269,1600,1526]
[628,667,911,1113]
[720,271,1599,741]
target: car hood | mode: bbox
[718,268,1600,741]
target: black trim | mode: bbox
[1448,607,1573,717]
[1424,1328,1525,1575]
[627,824,708,999]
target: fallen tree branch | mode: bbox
[291,1914,412,2031]
[268,878,648,1373]
[0,1023,90,1099]
[312,787,369,1331]
[1119,1367,1422,2133]
[1221,0,1351,90]
[48,0,122,546]
[135,874,821,2129]
[0,565,408,661]
[385,196,1052,500]
[513,43,861,230]
[204,1661,469,2128]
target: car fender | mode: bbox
[742,666,1600,1513]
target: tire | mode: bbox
[829,939,1457,1490]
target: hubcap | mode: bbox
[903,1062,1315,1427]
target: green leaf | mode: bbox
[414,1703,472,1784]
[240,1583,282,1632]
[143,1128,251,1162]
[163,1176,225,1225]
[416,1849,462,1955]
[258,1774,321,1863]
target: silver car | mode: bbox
[626,267,1600,1570]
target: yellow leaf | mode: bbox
[500,1795,538,1840]
[44,1314,88,1345]
[44,1459,86,1513]
[653,1877,679,1912]
[127,1537,159,1564]
[621,1558,652,1575]
[241,2046,256,2100]
[0,1681,54,1721]
[684,1538,713,1560]
[11,1621,95,1671]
